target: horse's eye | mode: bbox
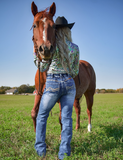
[33,24,37,28]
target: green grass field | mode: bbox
[0,94,123,160]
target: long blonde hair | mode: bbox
[55,27,73,75]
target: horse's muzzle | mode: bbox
[39,45,54,59]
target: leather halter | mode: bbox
[37,61,42,96]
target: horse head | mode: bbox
[31,2,56,60]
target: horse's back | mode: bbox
[74,60,96,99]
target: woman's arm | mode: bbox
[66,39,79,77]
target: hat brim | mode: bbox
[55,22,75,29]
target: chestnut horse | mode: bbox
[31,2,96,134]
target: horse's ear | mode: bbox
[31,1,38,16]
[49,2,56,17]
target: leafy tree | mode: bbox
[18,85,29,94]
[18,84,35,93]
[106,89,116,93]
[0,89,5,94]
[28,85,35,93]
[0,86,11,94]
[116,88,123,93]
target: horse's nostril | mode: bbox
[39,46,43,52]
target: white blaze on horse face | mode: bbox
[41,18,47,42]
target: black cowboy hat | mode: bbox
[55,16,75,29]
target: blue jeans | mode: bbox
[35,73,76,160]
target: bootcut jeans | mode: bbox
[34,73,76,160]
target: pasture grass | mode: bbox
[0,94,123,160]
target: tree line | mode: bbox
[0,85,35,94]
[0,85,123,94]
[96,88,123,93]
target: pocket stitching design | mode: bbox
[46,87,59,92]
[66,85,74,90]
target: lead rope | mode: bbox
[38,60,41,95]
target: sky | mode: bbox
[0,0,123,89]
